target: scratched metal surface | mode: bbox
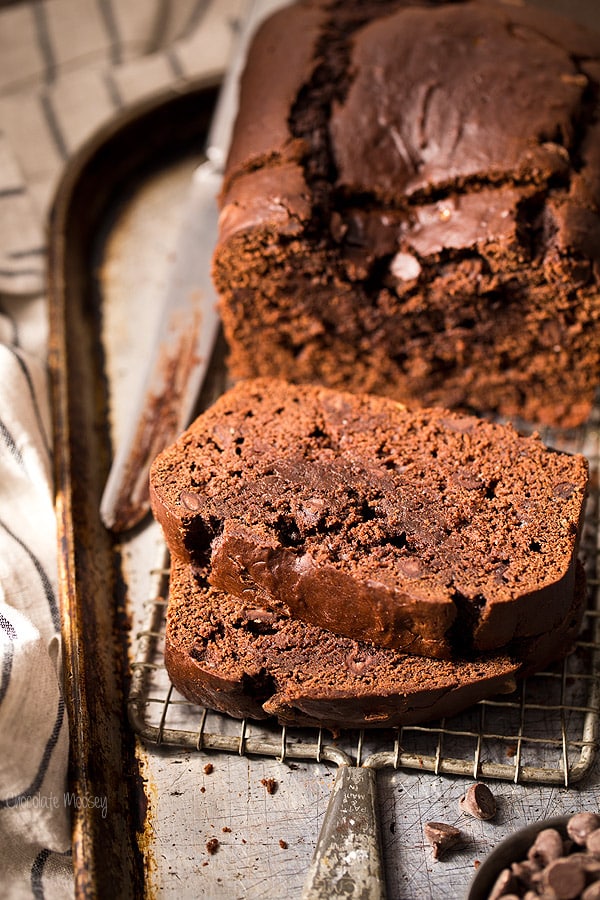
[97,150,600,900]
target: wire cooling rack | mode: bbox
[128,407,600,788]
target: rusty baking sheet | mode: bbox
[47,80,220,898]
[47,68,600,900]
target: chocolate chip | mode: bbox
[244,607,278,625]
[261,777,277,795]
[180,490,202,510]
[297,496,326,526]
[528,827,565,867]
[567,813,600,846]
[451,472,484,491]
[488,867,518,900]
[483,815,600,899]
[579,853,600,876]
[510,859,539,882]
[459,782,497,820]
[586,829,600,858]
[345,652,375,674]
[397,557,423,578]
[541,856,586,898]
[553,481,576,499]
[424,821,462,859]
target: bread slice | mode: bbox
[149,378,588,659]
[164,558,586,731]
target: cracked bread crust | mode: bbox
[212,0,600,428]
[163,557,586,731]
[149,378,588,659]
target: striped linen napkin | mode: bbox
[0,2,243,896]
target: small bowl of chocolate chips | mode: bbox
[468,812,600,899]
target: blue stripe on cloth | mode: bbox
[95,0,122,65]
[31,847,72,900]
[177,0,212,41]
[0,696,65,809]
[0,300,18,345]
[0,267,44,279]
[4,346,52,461]
[0,186,26,198]
[102,69,123,108]
[0,419,24,467]
[0,611,17,640]
[38,93,68,161]
[31,1,57,85]
[9,247,46,259]
[0,611,16,706]
[31,848,51,900]
[166,46,185,79]
[0,518,60,631]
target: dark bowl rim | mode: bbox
[467,815,570,899]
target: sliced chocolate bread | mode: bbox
[149,378,588,659]
[164,557,586,731]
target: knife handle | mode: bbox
[301,765,387,900]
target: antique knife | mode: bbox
[100,0,288,532]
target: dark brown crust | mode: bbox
[150,378,588,659]
[163,559,586,731]
[212,0,600,428]
[221,3,325,192]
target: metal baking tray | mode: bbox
[48,79,600,899]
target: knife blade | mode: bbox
[100,0,289,532]
[99,164,221,532]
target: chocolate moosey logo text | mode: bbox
[6,792,107,819]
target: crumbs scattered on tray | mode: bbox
[203,763,214,775]
[260,777,277,795]
[206,838,219,855]
[279,839,288,849]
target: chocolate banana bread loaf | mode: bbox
[149,378,588,659]
[212,0,600,428]
[164,557,586,730]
